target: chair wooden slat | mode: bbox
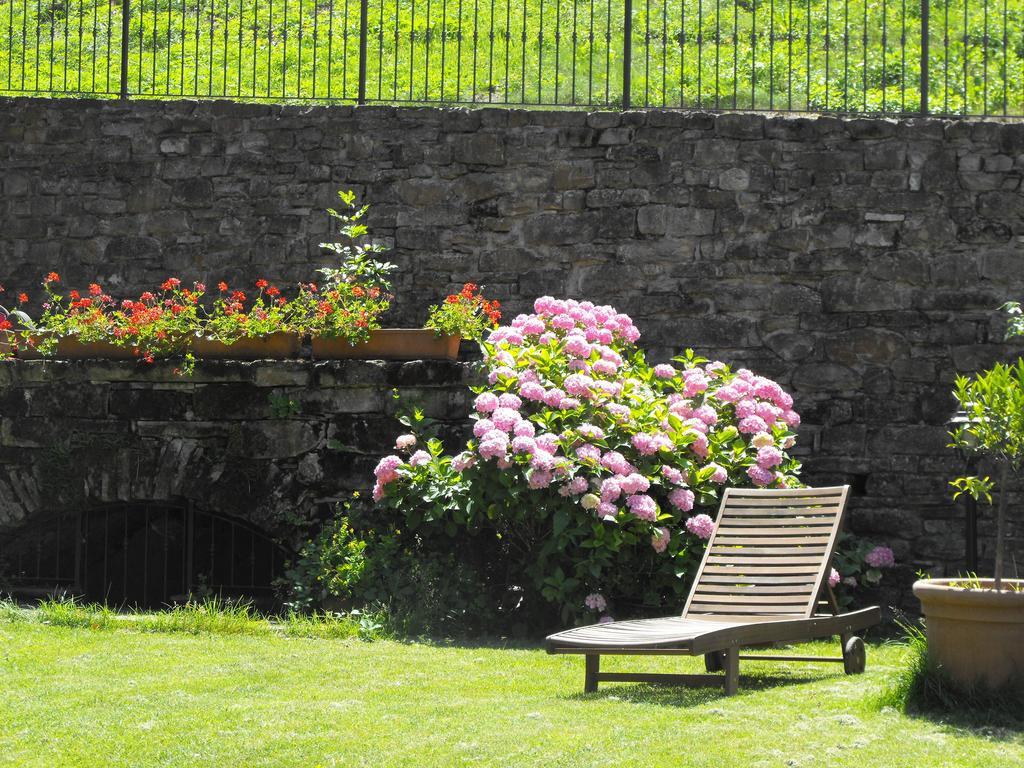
[712,534,833,545]
[690,593,810,604]
[688,604,809,614]
[695,584,817,595]
[698,573,820,584]
[726,487,845,497]
[701,564,822,575]
[712,544,831,557]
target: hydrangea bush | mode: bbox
[373,297,807,624]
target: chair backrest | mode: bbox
[681,486,851,620]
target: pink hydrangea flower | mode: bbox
[535,434,560,453]
[654,364,677,379]
[564,335,592,358]
[472,419,495,438]
[567,476,589,495]
[865,546,896,569]
[530,450,557,471]
[596,502,617,519]
[738,415,769,434]
[511,436,537,454]
[564,374,594,398]
[651,526,671,553]
[685,514,715,540]
[542,388,566,408]
[491,407,521,431]
[520,382,546,401]
[692,405,718,425]
[600,478,622,502]
[708,463,728,483]
[528,470,553,489]
[668,488,695,511]
[394,434,417,450]
[782,409,801,427]
[498,393,523,410]
[513,420,536,438]
[747,464,774,486]
[591,359,617,376]
[522,317,546,335]
[451,452,476,472]
[374,455,402,484]
[584,593,607,612]
[661,465,686,485]
[578,423,605,440]
[828,568,841,588]
[598,614,614,624]
[576,444,601,463]
[478,438,508,461]
[474,392,499,413]
[735,399,757,419]
[408,450,431,467]
[751,432,774,449]
[626,494,658,521]
[619,473,650,495]
[756,445,784,468]
[372,482,385,502]
[559,397,581,410]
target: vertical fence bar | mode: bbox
[119,0,130,97]
[357,0,368,102]
[920,0,929,113]
[622,0,631,108]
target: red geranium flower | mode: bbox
[18,293,28,304]
[88,283,102,296]
[255,279,269,290]
[161,277,181,291]
[44,272,60,284]
[218,281,229,292]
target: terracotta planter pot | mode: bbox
[191,332,302,360]
[913,577,1024,689]
[17,335,138,360]
[311,329,460,361]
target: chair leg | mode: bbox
[723,647,739,696]
[584,654,600,693]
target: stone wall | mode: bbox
[0,359,471,544]
[2,96,1024,595]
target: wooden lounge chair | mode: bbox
[545,485,881,696]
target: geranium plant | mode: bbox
[111,277,204,363]
[0,284,36,358]
[203,279,291,342]
[292,190,396,345]
[425,283,502,341]
[948,304,1024,591]
[372,296,811,624]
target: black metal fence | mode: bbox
[0,0,1021,115]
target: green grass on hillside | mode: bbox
[1,605,1022,767]
[0,0,1021,114]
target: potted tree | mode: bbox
[913,302,1024,689]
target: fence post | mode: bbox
[119,0,130,98]
[919,0,929,114]
[357,0,368,104]
[622,0,632,109]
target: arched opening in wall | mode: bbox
[0,504,286,609]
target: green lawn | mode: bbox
[1,0,1021,114]
[2,614,1022,767]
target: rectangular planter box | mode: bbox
[17,336,139,360]
[190,332,302,360]
[311,329,460,361]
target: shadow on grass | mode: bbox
[565,671,834,708]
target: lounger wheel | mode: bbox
[843,636,865,675]
[704,651,726,672]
